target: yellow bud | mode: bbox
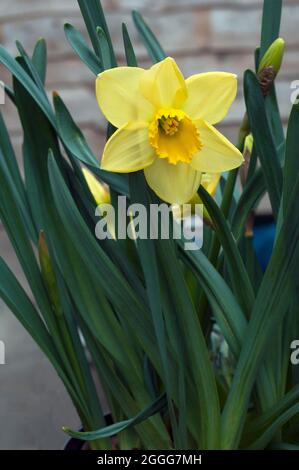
[258,37,285,75]
[82,168,110,205]
[243,133,253,155]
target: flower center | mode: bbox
[159,115,180,136]
[149,108,202,165]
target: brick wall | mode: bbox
[0,0,298,195]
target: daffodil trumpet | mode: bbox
[96,57,243,204]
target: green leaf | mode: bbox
[4,84,15,104]
[231,168,265,241]
[0,258,58,365]
[16,41,48,99]
[12,63,61,233]
[243,383,299,446]
[129,172,182,447]
[0,45,55,127]
[283,100,299,215]
[0,158,94,419]
[266,86,285,160]
[181,247,246,358]
[0,112,27,206]
[248,403,299,450]
[81,324,171,449]
[52,91,128,194]
[96,27,113,69]
[221,172,299,449]
[64,394,167,441]
[198,185,255,319]
[53,271,109,434]
[244,70,282,218]
[0,258,91,415]
[77,0,116,66]
[32,38,47,84]
[47,155,159,365]
[156,236,221,449]
[271,443,299,450]
[53,91,98,167]
[47,154,173,447]
[122,23,138,67]
[260,0,282,59]
[132,11,166,62]
[64,23,103,75]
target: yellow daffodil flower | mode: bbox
[96,57,243,204]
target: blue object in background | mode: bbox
[253,217,276,271]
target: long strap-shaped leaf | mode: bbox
[53,92,128,195]
[47,155,159,366]
[247,403,299,450]
[80,323,171,449]
[32,38,47,85]
[244,70,282,217]
[231,168,265,241]
[156,236,221,449]
[180,247,246,358]
[221,173,299,449]
[132,11,166,63]
[244,70,282,218]
[64,394,167,441]
[0,258,89,418]
[242,383,299,447]
[283,100,299,215]
[259,0,282,60]
[129,172,184,448]
[77,0,116,66]
[198,185,255,318]
[0,45,55,126]
[64,23,103,75]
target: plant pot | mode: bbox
[253,215,275,270]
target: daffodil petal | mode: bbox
[144,158,201,204]
[101,122,156,173]
[96,67,155,128]
[183,72,237,124]
[140,57,187,109]
[191,120,244,173]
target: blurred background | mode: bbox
[0,0,298,449]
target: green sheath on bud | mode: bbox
[258,37,285,75]
[38,231,63,315]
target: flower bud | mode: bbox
[82,168,110,205]
[243,133,253,156]
[240,134,253,188]
[258,38,285,76]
